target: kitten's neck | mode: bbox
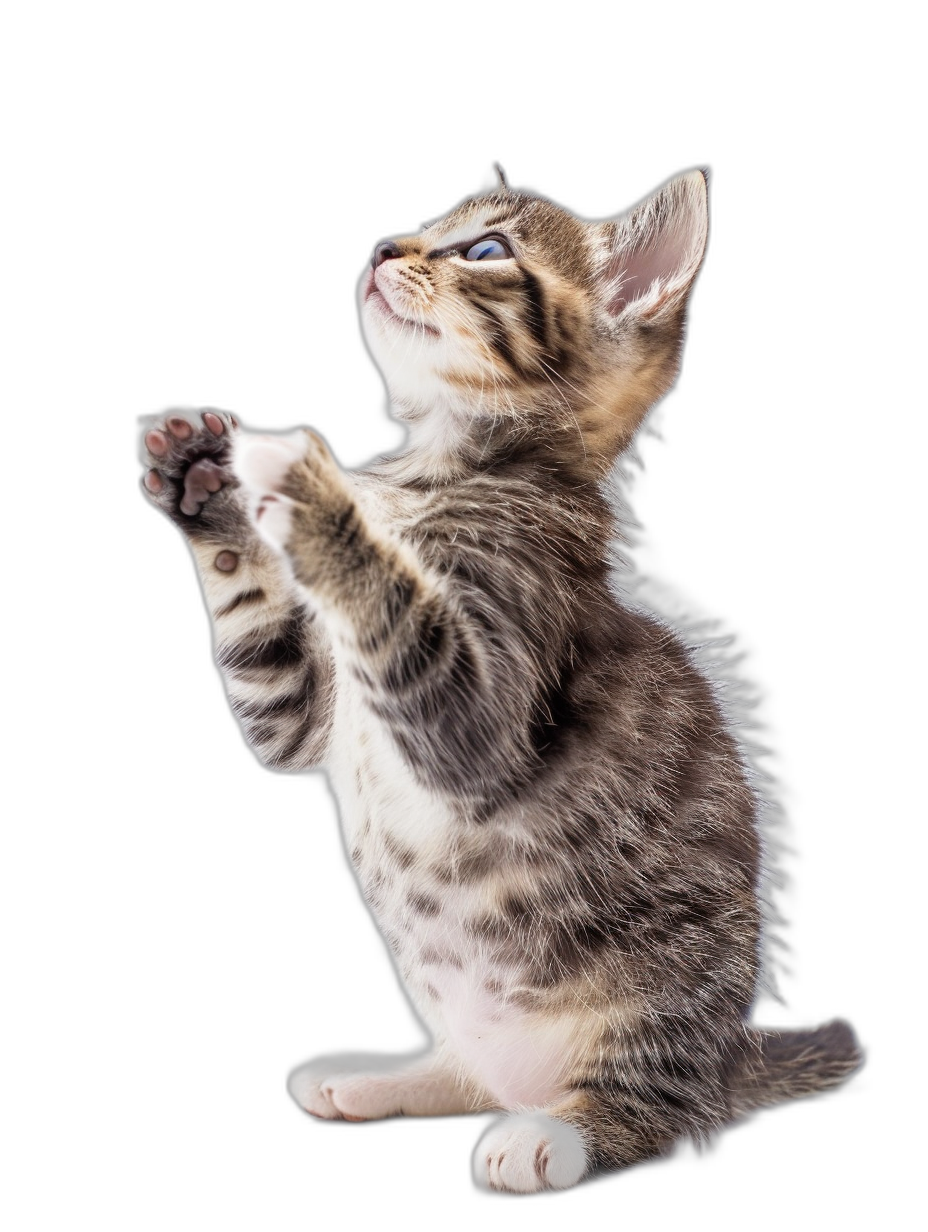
[389,388,624,487]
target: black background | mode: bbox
[110,81,877,1217]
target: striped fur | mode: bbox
[141,172,861,1192]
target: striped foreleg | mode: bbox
[141,411,334,769]
[235,431,537,801]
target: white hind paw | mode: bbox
[474,1112,588,1193]
[287,1054,474,1121]
[287,1065,368,1121]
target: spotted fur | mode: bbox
[141,171,861,1192]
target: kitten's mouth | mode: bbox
[365,272,440,338]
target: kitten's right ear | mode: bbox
[598,170,709,322]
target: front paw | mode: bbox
[234,429,347,554]
[140,409,246,542]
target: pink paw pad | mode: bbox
[140,409,239,529]
[145,430,168,457]
[203,412,225,436]
[180,458,226,516]
[166,416,193,440]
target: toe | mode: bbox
[203,411,225,436]
[179,492,202,516]
[145,430,168,457]
[167,416,193,440]
[144,469,164,494]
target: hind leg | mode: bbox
[473,1081,683,1194]
[474,1110,589,1193]
[288,1050,495,1122]
[473,1021,734,1193]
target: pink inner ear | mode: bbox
[601,172,708,319]
[608,227,691,315]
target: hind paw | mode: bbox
[474,1113,588,1193]
[287,1052,482,1121]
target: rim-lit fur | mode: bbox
[141,171,861,1192]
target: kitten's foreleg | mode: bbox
[287,1050,493,1121]
[234,430,427,622]
[235,431,535,800]
[141,412,333,769]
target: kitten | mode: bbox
[140,169,861,1192]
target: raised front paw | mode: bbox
[474,1113,588,1194]
[141,409,245,542]
[234,429,347,554]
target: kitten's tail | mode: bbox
[732,1019,863,1115]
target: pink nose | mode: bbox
[372,241,402,268]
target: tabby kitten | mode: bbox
[140,170,861,1192]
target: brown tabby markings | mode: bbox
[141,171,861,1192]
[382,831,416,870]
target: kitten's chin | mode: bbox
[363,280,440,340]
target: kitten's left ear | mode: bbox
[599,170,708,321]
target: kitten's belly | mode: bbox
[413,957,586,1108]
[327,677,586,1108]
[386,871,585,1107]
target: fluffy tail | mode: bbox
[733,1019,863,1116]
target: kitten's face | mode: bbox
[362,193,595,410]
[361,173,708,474]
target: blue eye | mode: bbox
[464,238,512,261]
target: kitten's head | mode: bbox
[361,170,708,479]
